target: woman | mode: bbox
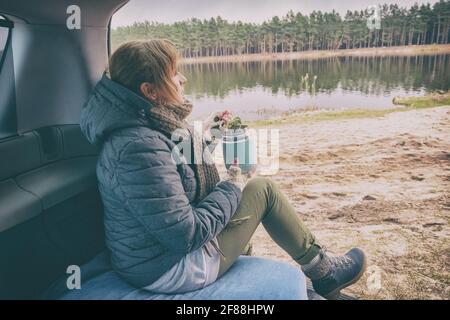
[80,39,366,299]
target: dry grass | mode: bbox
[393,91,450,108]
[246,91,450,128]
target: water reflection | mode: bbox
[180,55,450,120]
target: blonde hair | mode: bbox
[108,39,182,104]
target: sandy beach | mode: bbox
[216,105,450,299]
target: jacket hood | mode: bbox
[80,73,154,145]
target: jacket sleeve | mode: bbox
[115,135,242,254]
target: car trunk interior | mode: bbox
[0,0,128,299]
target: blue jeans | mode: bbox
[44,251,308,300]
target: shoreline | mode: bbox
[245,92,450,127]
[247,105,450,128]
[180,44,450,64]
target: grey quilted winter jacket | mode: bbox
[80,74,242,287]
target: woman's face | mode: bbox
[140,69,187,104]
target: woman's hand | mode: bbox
[225,164,246,191]
[204,110,232,132]
[204,110,232,143]
[224,159,258,191]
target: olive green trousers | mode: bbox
[216,176,321,277]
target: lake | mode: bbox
[180,54,450,121]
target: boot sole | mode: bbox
[322,253,368,300]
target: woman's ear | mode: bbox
[140,83,158,102]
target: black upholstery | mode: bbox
[0,125,104,299]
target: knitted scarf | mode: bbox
[145,98,220,203]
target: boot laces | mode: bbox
[322,247,353,268]
[329,255,353,268]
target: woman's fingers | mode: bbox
[225,162,246,191]
[227,165,241,177]
[228,158,241,176]
[205,112,225,131]
[206,110,233,131]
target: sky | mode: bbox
[112,0,440,28]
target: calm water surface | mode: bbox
[180,54,450,120]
